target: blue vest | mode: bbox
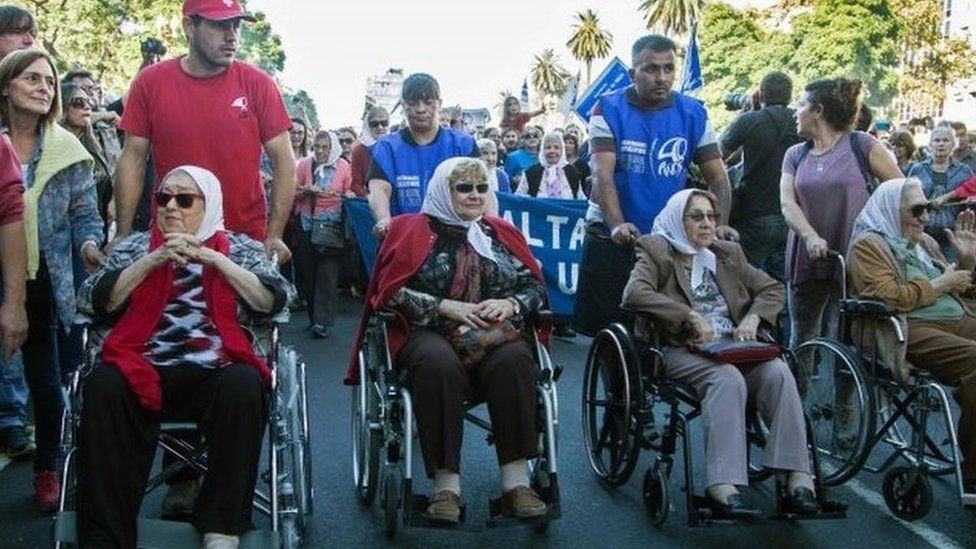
[599,88,707,233]
[372,128,476,215]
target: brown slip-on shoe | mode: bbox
[423,490,461,524]
[501,485,547,518]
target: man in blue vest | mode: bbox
[572,34,735,337]
[367,73,485,238]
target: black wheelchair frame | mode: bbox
[351,310,562,537]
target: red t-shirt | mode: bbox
[499,112,533,133]
[120,58,292,240]
[0,134,23,225]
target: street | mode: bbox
[1,295,974,548]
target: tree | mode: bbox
[283,89,321,130]
[566,9,613,85]
[237,1,286,76]
[638,0,705,37]
[530,49,570,103]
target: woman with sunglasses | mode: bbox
[623,189,818,517]
[349,106,390,196]
[75,165,295,548]
[60,83,113,234]
[0,48,103,511]
[847,178,976,494]
[348,157,550,524]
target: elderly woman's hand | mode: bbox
[686,311,714,347]
[946,209,976,266]
[733,313,761,342]
[475,298,517,323]
[81,242,106,273]
[439,299,491,329]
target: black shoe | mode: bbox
[0,426,35,459]
[310,324,331,339]
[786,486,820,515]
[552,326,576,339]
[706,492,761,520]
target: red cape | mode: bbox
[344,214,549,384]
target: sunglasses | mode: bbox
[339,138,354,145]
[454,183,490,194]
[155,191,204,209]
[909,203,933,218]
[369,119,389,129]
[68,97,92,109]
[684,212,719,223]
[523,133,540,139]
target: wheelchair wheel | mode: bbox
[789,338,873,486]
[352,339,382,504]
[383,467,400,538]
[582,324,643,486]
[643,464,669,525]
[882,465,933,521]
[275,347,312,545]
[877,387,956,477]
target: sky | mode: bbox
[248,0,773,129]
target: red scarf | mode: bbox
[100,229,271,412]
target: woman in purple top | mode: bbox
[779,77,901,394]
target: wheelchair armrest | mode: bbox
[840,298,897,319]
[375,310,397,324]
[526,309,552,323]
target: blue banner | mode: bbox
[680,23,703,96]
[344,195,588,317]
[574,57,633,123]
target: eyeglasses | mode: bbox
[454,183,490,194]
[339,137,354,145]
[68,97,92,109]
[684,212,718,223]
[369,119,389,129]
[523,133,540,139]
[909,203,933,218]
[155,191,204,209]
[289,129,305,135]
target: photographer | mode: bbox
[720,71,800,282]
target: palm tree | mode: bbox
[530,49,571,103]
[638,0,704,37]
[567,10,614,86]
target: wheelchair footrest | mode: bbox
[768,499,848,521]
[486,497,561,528]
[405,494,481,532]
[962,492,976,507]
[53,511,276,548]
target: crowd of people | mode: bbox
[0,0,975,547]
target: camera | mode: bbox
[141,37,167,56]
[724,92,751,111]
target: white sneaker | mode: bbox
[201,533,240,549]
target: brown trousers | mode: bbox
[397,328,539,477]
[906,315,976,483]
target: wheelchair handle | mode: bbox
[826,250,847,300]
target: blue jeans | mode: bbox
[0,350,28,431]
[734,214,788,283]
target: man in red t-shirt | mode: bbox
[113,0,296,261]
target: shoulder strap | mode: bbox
[850,132,873,186]
[795,140,814,169]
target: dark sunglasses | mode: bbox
[909,203,933,218]
[684,212,719,223]
[68,97,92,109]
[454,183,490,194]
[523,133,540,139]
[155,191,204,209]
[339,137,354,145]
[369,119,389,128]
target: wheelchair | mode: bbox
[581,319,847,526]
[53,311,313,549]
[792,251,974,521]
[351,310,562,537]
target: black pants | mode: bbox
[77,364,267,548]
[297,230,340,327]
[24,261,63,472]
[572,231,633,337]
[398,329,539,477]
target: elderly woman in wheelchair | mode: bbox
[620,189,818,518]
[73,166,295,548]
[847,177,976,494]
[348,157,549,525]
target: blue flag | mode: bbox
[573,57,633,123]
[681,23,703,97]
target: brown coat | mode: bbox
[621,234,785,347]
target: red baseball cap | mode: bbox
[183,0,256,22]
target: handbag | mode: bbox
[308,195,345,250]
[447,320,522,367]
[698,340,782,366]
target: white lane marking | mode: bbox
[843,477,966,549]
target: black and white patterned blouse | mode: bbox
[387,217,545,332]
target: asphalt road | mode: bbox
[1,295,974,548]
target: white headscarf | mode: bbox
[849,178,934,267]
[319,131,342,168]
[651,189,717,288]
[160,165,225,242]
[537,131,574,199]
[421,157,496,262]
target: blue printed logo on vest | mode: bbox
[620,139,648,175]
[656,137,688,178]
[396,175,422,211]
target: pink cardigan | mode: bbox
[295,155,352,218]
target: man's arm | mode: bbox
[368,178,393,238]
[113,134,151,240]
[264,130,297,247]
[0,221,26,359]
[698,157,732,222]
[593,151,638,246]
